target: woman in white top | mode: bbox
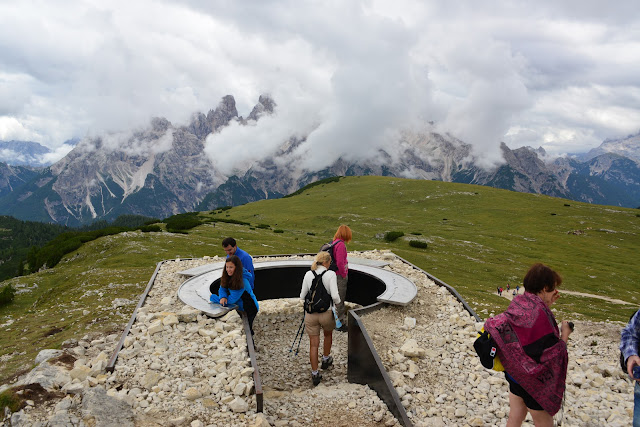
[299,251,341,386]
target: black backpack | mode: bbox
[304,270,332,313]
[320,240,342,272]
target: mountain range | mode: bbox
[0,140,52,167]
[0,95,639,226]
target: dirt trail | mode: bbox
[497,288,635,305]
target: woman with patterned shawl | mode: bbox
[484,263,573,426]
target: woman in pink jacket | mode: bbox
[332,225,352,332]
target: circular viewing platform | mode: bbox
[177,257,418,317]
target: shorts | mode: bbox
[505,373,543,411]
[304,310,335,336]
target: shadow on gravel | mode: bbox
[253,305,350,392]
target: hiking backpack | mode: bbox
[320,240,342,272]
[304,270,332,314]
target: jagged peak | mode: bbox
[248,94,276,122]
[150,117,171,133]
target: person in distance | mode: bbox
[484,263,573,427]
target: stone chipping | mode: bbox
[359,253,634,426]
[1,252,635,426]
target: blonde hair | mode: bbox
[311,251,331,271]
[333,224,352,243]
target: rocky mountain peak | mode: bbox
[150,117,171,133]
[248,94,276,121]
[188,112,209,139]
[207,95,239,131]
[2,95,639,226]
[0,140,52,167]
[187,95,239,139]
[582,132,640,163]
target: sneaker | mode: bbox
[312,372,322,386]
[336,324,348,332]
[321,356,333,370]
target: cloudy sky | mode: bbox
[1,0,640,169]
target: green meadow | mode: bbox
[1,175,638,382]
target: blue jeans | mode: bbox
[634,381,640,427]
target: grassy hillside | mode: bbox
[1,176,638,382]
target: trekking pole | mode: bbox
[289,315,305,354]
[294,322,305,356]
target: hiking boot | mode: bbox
[336,324,348,332]
[312,372,322,386]
[321,356,333,370]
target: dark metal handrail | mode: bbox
[106,261,164,372]
[240,311,263,412]
[348,303,413,427]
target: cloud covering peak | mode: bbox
[2,0,640,168]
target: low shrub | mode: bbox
[256,224,270,229]
[139,225,162,233]
[214,218,251,226]
[410,232,422,235]
[384,231,405,242]
[164,213,202,232]
[273,229,284,233]
[112,215,159,228]
[0,284,16,307]
[307,232,315,236]
[409,240,428,249]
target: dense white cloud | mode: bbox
[1,0,640,169]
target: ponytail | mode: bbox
[311,251,331,271]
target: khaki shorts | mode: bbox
[304,310,335,336]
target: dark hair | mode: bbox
[222,237,237,248]
[523,263,562,294]
[221,255,244,290]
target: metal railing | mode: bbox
[348,303,413,427]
